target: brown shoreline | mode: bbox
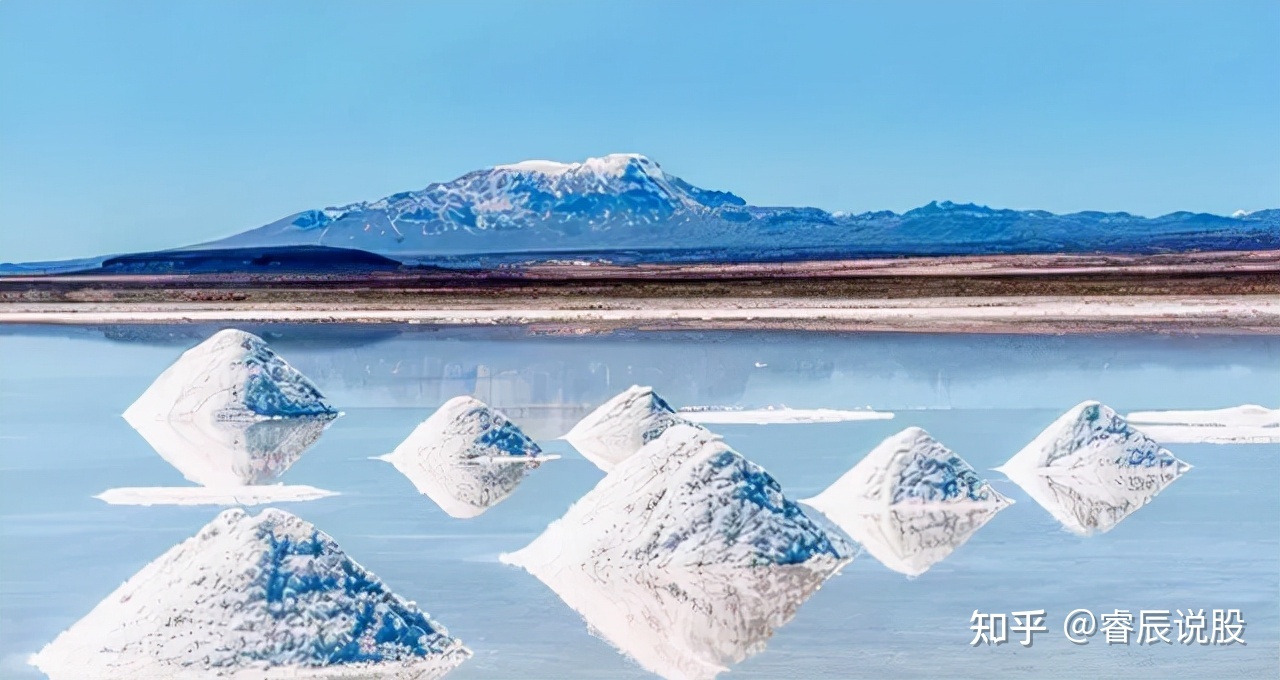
[2,251,1276,334]
[2,295,1276,335]
[2,250,1279,306]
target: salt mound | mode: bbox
[562,385,694,471]
[997,401,1191,536]
[124,328,336,424]
[503,424,849,678]
[32,508,470,679]
[803,427,1012,576]
[379,396,555,518]
[112,330,338,505]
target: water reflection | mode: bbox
[9,324,1278,679]
[997,401,1191,536]
[506,424,851,679]
[379,396,557,518]
[512,559,838,680]
[126,413,333,487]
[60,324,1277,412]
[804,427,1012,576]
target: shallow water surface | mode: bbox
[1,325,1276,678]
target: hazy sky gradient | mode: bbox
[2,1,1278,261]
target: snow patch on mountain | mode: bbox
[494,153,655,178]
[32,508,470,679]
[996,401,1191,536]
[378,396,556,518]
[563,385,697,471]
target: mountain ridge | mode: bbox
[201,153,1280,261]
[5,153,1278,273]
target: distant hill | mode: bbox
[5,153,1277,275]
[205,153,1279,262]
[2,246,409,276]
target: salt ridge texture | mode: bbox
[112,329,339,505]
[997,401,1191,536]
[124,328,337,424]
[563,385,695,471]
[378,396,555,519]
[503,424,850,679]
[803,427,1012,576]
[32,508,470,679]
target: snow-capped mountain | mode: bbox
[378,396,557,518]
[206,154,750,256]
[562,385,696,471]
[996,401,1191,536]
[502,424,850,679]
[802,427,1012,577]
[198,153,1280,263]
[32,508,471,679]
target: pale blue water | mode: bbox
[0,325,1277,679]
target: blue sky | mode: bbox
[1,1,1277,262]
